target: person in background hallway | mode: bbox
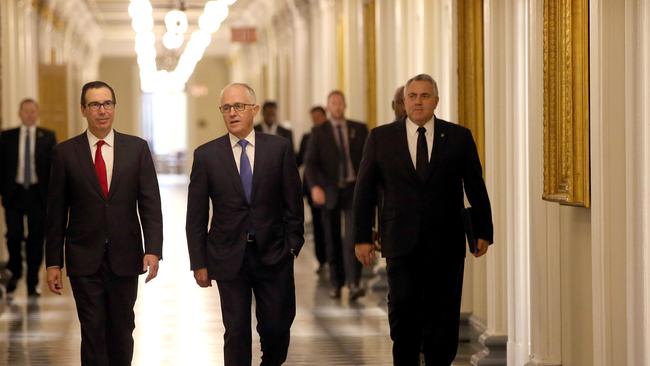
[392,86,406,121]
[186,83,303,366]
[296,106,328,274]
[305,90,368,301]
[255,100,295,150]
[45,81,163,366]
[353,74,494,366]
[0,98,56,297]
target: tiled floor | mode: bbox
[0,175,474,365]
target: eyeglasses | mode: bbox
[86,101,116,111]
[219,103,255,114]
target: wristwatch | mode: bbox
[290,248,297,258]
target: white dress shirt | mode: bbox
[229,130,256,174]
[260,123,278,135]
[87,129,115,188]
[17,124,37,185]
[405,118,434,168]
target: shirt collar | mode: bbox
[20,124,36,132]
[406,117,434,136]
[87,129,115,147]
[229,129,256,148]
[330,118,346,127]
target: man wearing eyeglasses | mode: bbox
[0,98,56,297]
[45,81,163,366]
[186,82,303,366]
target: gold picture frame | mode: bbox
[543,0,590,207]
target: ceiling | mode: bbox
[86,0,258,57]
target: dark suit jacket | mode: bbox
[254,123,294,151]
[297,133,311,199]
[304,120,368,209]
[0,126,56,205]
[186,132,304,281]
[353,118,493,259]
[45,131,163,276]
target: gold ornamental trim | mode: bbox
[363,0,376,129]
[543,0,590,207]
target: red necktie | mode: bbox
[95,140,109,198]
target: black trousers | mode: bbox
[216,243,296,366]
[69,256,138,366]
[386,248,465,366]
[309,203,327,265]
[3,185,45,291]
[321,186,361,289]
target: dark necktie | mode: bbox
[238,140,253,202]
[95,140,109,198]
[336,124,348,185]
[23,129,31,188]
[416,127,429,181]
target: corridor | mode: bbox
[0,175,474,365]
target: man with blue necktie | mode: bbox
[186,82,304,366]
[0,98,56,297]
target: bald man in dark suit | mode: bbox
[187,83,303,366]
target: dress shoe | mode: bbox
[6,280,17,294]
[28,288,41,297]
[329,287,341,299]
[348,286,366,302]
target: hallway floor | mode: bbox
[0,175,473,365]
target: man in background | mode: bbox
[0,98,56,296]
[305,90,368,301]
[392,85,406,120]
[297,106,328,273]
[255,100,295,150]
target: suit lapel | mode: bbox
[250,134,266,204]
[217,137,247,200]
[108,132,124,200]
[73,133,106,200]
[426,118,448,181]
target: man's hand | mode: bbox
[47,267,63,295]
[143,254,160,283]
[355,243,376,266]
[193,268,212,288]
[473,239,490,257]
[311,186,326,206]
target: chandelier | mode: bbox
[128,0,236,92]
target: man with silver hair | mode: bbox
[353,73,494,365]
[186,82,304,366]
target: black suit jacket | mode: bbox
[353,118,493,259]
[45,131,163,276]
[0,126,56,204]
[304,120,368,209]
[186,132,304,281]
[254,124,294,151]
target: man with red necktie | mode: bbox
[45,81,163,366]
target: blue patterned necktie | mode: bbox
[238,140,253,202]
[24,128,31,188]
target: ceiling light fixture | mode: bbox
[128,0,237,92]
